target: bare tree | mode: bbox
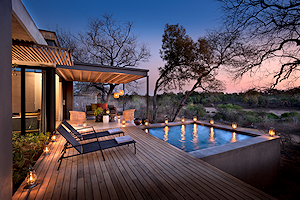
[56,14,151,102]
[216,0,300,88]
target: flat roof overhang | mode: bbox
[56,62,149,84]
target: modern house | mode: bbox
[1,0,149,198]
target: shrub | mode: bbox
[183,104,206,118]
[13,132,50,190]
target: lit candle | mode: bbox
[193,116,197,122]
[232,122,237,129]
[181,117,185,123]
[269,127,275,137]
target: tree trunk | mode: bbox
[171,82,199,122]
[107,84,116,102]
[152,77,163,123]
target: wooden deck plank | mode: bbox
[132,129,245,200]
[87,153,102,200]
[28,137,63,200]
[69,148,78,200]
[12,126,276,200]
[134,128,271,199]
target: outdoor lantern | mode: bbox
[118,114,121,119]
[114,93,119,98]
[44,142,50,155]
[210,119,214,125]
[122,119,126,125]
[165,117,168,125]
[119,90,124,96]
[269,127,275,137]
[145,119,149,126]
[193,116,197,122]
[106,109,110,115]
[51,134,56,142]
[181,116,185,123]
[83,121,87,127]
[232,122,237,129]
[25,165,37,189]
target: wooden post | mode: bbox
[147,75,149,120]
[123,84,125,111]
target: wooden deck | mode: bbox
[13,126,275,200]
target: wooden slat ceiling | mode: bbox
[56,67,146,84]
[12,44,73,66]
[12,44,148,84]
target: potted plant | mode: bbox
[94,107,104,122]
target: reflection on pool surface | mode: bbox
[148,124,253,152]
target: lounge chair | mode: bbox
[62,120,124,140]
[56,124,136,170]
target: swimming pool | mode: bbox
[148,123,254,152]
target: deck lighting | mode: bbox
[181,117,185,123]
[51,134,56,142]
[114,93,119,98]
[210,119,214,125]
[164,117,168,125]
[44,142,50,155]
[269,127,275,137]
[119,90,124,96]
[145,119,149,126]
[25,165,37,189]
[193,116,197,122]
[232,122,237,129]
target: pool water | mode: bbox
[148,124,254,152]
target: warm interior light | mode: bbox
[26,166,37,187]
[181,117,185,123]
[119,90,124,96]
[193,116,197,122]
[269,127,275,137]
[114,93,119,98]
[210,119,214,125]
[232,122,237,129]
[51,134,56,142]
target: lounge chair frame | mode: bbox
[62,120,124,140]
[56,124,136,170]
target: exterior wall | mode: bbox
[0,0,12,198]
[199,137,280,188]
[63,81,73,119]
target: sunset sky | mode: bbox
[22,0,294,95]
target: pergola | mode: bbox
[56,62,150,117]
